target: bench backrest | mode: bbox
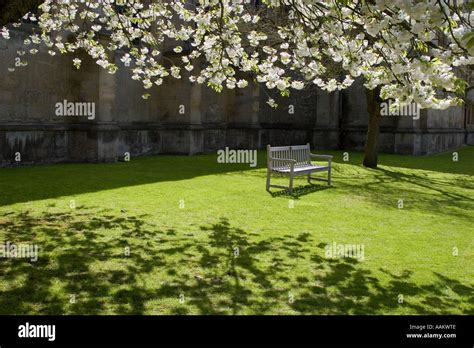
[267,144,311,169]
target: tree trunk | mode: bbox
[363,87,382,168]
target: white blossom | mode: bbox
[0,0,470,110]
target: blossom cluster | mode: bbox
[1,0,473,108]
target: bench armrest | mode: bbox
[310,153,333,161]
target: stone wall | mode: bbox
[0,26,472,167]
[341,79,473,155]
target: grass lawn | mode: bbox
[0,146,472,315]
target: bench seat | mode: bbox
[272,164,329,174]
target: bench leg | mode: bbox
[289,173,294,194]
[328,166,332,186]
[266,170,271,191]
[307,173,311,184]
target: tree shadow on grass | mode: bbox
[327,146,474,176]
[0,211,472,314]
[330,163,474,223]
[376,167,474,200]
[0,207,165,314]
[376,146,474,176]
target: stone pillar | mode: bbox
[96,50,119,162]
[313,89,341,150]
[189,82,203,155]
[467,89,474,145]
[251,82,260,125]
[249,82,262,148]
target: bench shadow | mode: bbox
[269,184,331,198]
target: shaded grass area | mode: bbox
[0,146,472,314]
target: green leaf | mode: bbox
[463,31,474,49]
[454,78,468,95]
[207,81,223,93]
[280,89,290,97]
[415,41,428,54]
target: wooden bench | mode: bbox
[266,144,333,194]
